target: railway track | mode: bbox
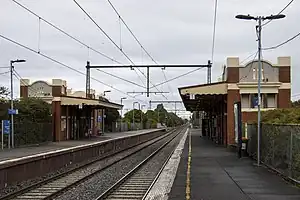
[1,128,182,200]
[95,127,186,200]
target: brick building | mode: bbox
[20,79,122,141]
[179,57,291,145]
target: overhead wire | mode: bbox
[240,51,258,65]
[12,0,121,64]
[262,32,300,50]
[0,34,147,104]
[239,51,259,81]
[106,0,158,64]
[211,0,218,65]
[13,69,39,97]
[0,71,9,76]
[262,0,294,27]
[12,0,152,103]
[73,0,167,99]
[150,67,207,88]
[95,68,146,88]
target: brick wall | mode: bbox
[242,112,257,123]
[278,89,291,108]
[227,67,239,83]
[227,89,240,145]
[20,86,28,98]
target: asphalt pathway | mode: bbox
[169,129,300,200]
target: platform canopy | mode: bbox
[178,82,228,112]
[53,96,123,110]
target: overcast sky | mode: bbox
[0,0,299,118]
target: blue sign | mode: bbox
[97,116,102,122]
[2,120,10,135]
[8,109,18,115]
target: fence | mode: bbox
[1,122,52,148]
[247,124,300,182]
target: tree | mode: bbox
[0,97,52,146]
[0,86,9,99]
[124,109,144,123]
[292,100,300,108]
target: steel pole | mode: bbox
[257,17,262,166]
[10,61,13,148]
[133,104,135,130]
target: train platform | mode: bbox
[147,128,300,200]
[0,129,162,162]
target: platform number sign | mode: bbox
[2,120,10,135]
[2,120,10,149]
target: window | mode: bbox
[267,94,276,108]
[253,68,264,81]
[249,93,276,108]
[250,94,258,108]
[241,94,250,108]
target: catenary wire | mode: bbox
[0,34,147,104]
[12,0,148,94]
[13,69,39,97]
[211,0,218,64]
[150,67,206,88]
[95,69,146,88]
[12,0,122,64]
[239,51,259,81]
[262,31,300,50]
[262,0,294,27]
[106,0,158,64]
[73,0,167,99]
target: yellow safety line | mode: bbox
[186,129,192,200]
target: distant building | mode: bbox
[179,57,291,145]
[20,79,122,142]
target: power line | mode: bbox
[239,51,259,81]
[95,68,146,88]
[262,0,294,27]
[106,0,158,64]
[0,34,147,104]
[73,0,167,99]
[133,68,146,87]
[150,67,206,89]
[162,70,174,97]
[240,51,257,65]
[262,31,300,50]
[13,69,39,97]
[0,71,9,76]
[12,0,121,64]
[73,0,134,65]
[211,0,218,64]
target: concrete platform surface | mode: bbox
[0,129,162,162]
[168,129,300,200]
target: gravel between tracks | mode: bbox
[0,132,170,198]
[55,129,185,200]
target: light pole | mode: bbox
[141,105,146,129]
[235,13,285,166]
[10,59,26,148]
[133,102,140,130]
[120,97,126,132]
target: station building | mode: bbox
[20,79,122,142]
[179,57,291,146]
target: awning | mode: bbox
[53,96,123,110]
[178,82,227,112]
[179,82,227,96]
